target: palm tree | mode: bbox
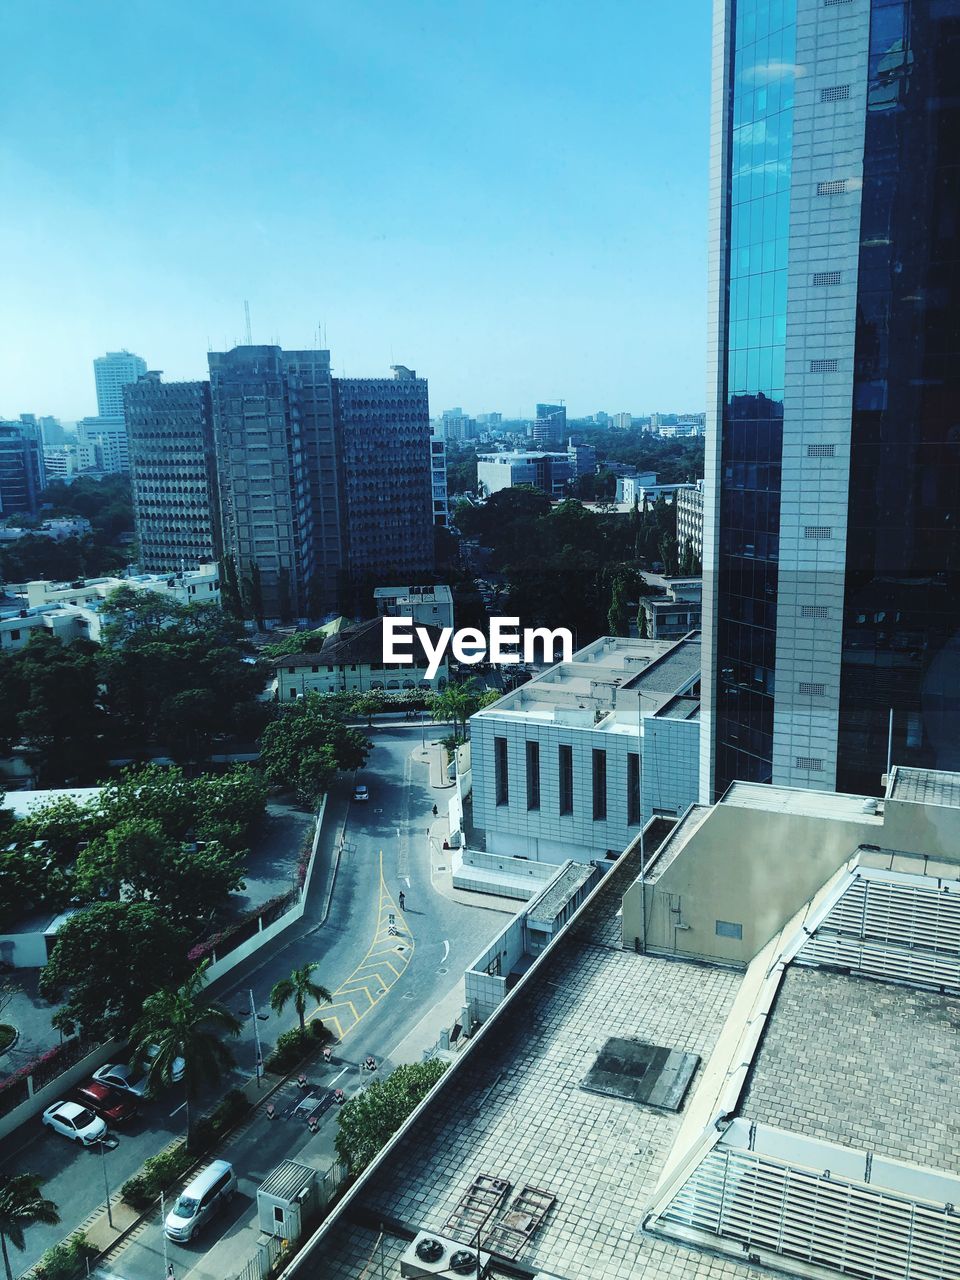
[270,962,331,1033]
[130,962,242,1149]
[0,1175,60,1280]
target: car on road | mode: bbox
[164,1160,237,1242]
[352,784,369,801]
[74,1080,139,1126]
[42,1101,107,1146]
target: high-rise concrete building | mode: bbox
[0,418,45,516]
[334,365,434,600]
[208,346,339,623]
[702,0,960,801]
[93,350,147,419]
[76,416,131,473]
[533,402,566,448]
[430,432,449,526]
[125,347,434,622]
[124,373,221,573]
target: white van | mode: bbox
[164,1160,237,1242]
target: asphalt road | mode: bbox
[0,727,508,1279]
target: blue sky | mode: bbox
[0,1,711,421]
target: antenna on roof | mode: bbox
[244,301,253,346]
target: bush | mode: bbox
[264,1023,331,1075]
[35,1234,96,1280]
[121,1142,192,1210]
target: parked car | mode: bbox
[144,1043,186,1082]
[75,1080,139,1126]
[92,1064,151,1098]
[352,784,369,802]
[42,1101,107,1146]
[164,1160,237,1242]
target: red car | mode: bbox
[74,1079,140,1126]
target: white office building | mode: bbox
[373,583,454,631]
[93,350,147,419]
[471,633,701,863]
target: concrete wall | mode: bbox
[642,715,700,824]
[622,803,875,966]
[453,847,558,899]
[0,930,48,968]
[465,915,528,1023]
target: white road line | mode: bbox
[442,939,450,963]
[329,1067,347,1085]
[169,1101,187,1117]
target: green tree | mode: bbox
[637,604,649,640]
[40,901,190,1038]
[607,573,630,637]
[0,1175,60,1280]
[131,963,242,1148]
[270,962,331,1033]
[335,1060,448,1174]
[259,695,370,806]
[429,679,484,739]
[74,820,246,928]
[9,633,104,784]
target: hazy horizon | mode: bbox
[1,0,711,422]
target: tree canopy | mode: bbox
[259,694,370,805]
[335,1059,448,1174]
[39,901,191,1038]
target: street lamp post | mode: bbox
[251,988,264,1087]
[98,1138,114,1230]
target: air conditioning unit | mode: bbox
[400,1230,490,1278]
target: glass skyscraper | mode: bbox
[702,0,960,799]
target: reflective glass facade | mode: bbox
[837,0,960,792]
[714,0,796,791]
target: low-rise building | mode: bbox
[373,584,454,631]
[470,633,700,863]
[621,476,697,508]
[565,438,596,480]
[285,764,960,1280]
[0,517,92,543]
[272,616,448,700]
[476,451,572,498]
[639,577,702,639]
[614,468,657,502]
[0,564,221,652]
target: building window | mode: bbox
[627,753,641,826]
[807,443,836,456]
[10,630,20,641]
[799,682,826,696]
[715,920,743,940]
[525,741,540,810]
[795,756,824,771]
[494,737,508,806]
[816,179,848,196]
[592,749,607,821]
[819,85,850,103]
[809,359,839,373]
[812,271,842,287]
[558,744,573,815]
[801,604,830,618]
[804,526,833,539]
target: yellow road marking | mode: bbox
[307,851,413,1043]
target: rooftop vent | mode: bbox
[400,1231,490,1279]
[582,1037,700,1111]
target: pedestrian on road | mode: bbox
[398,890,406,911]
[432,804,438,816]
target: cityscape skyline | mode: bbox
[0,0,711,421]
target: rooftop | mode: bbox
[887,764,960,809]
[287,767,960,1280]
[271,617,446,670]
[473,634,699,729]
[722,779,884,823]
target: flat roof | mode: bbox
[722,780,883,823]
[622,634,700,695]
[888,765,960,809]
[294,841,748,1280]
[741,966,960,1168]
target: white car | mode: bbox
[352,784,369,802]
[42,1100,107,1146]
